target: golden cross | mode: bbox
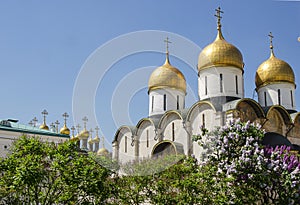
[215,7,224,27]
[82,116,88,130]
[95,126,99,137]
[71,126,75,136]
[164,37,172,53]
[76,124,81,133]
[102,136,105,148]
[62,112,69,125]
[41,109,48,125]
[32,117,38,127]
[55,120,60,133]
[268,32,274,49]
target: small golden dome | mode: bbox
[94,135,100,142]
[198,29,243,71]
[60,125,70,135]
[148,54,186,94]
[255,51,295,89]
[39,123,49,130]
[78,129,89,139]
[88,138,94,144]
[97,148,109,156]
[71,134,80,141]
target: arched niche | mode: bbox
[235,99,265,123]
[263,106,292,136]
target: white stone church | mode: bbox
[112,8,300,163]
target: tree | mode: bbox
[0,136,112,205]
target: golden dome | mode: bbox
[71,134,80,141]
[60,125,70,135]
[39,123,49,130]
[198,28,243,71]
[78,129,89,139]
[94,135,100,142]
[97,148,109,156]
[148,54,186,94]
[88,138,94,144]
[255,51,295,89]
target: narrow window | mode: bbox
[177,95,179,110]
[264,92,267,107]
[125,136,127,153]
[146,130,149,148]
[205,76,208,95]
[220,74,223,93]
[172,122,175,141]
[291,90,294,107]
[164,94,167,111]
[235,75,238,94]
[202,114,205,129]
[152,96,154,112]
[278,89,281,105]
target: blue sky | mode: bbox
[0,1,299,149]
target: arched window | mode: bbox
[146,130,149,148]
[177,95,179,110]
[291,90,294,107]
[205,76,208,95]
[152,96,154,112]
[125,136,127,153]
[264,92,267,107]
[235,75,238,94]
[172,122,175,141]
[220,74,223,93]
[278,89,281,105]
[202,114,205,129]
[164,94,167,111]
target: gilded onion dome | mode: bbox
[79,129,89,139]
[255,33,295,89]
[94,135,100,142]
[148,52,186,94]
[97,148,109,156]
[198,8,243,71]
[39,123,49,130]
[60,125,70,135]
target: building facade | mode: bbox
[112,8,300,163]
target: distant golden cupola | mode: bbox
[255,33,295,89]
[148,50,186,94]
[39,109,49,130]
[60,112,70,135]
[198,8,243,71]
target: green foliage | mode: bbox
[0,136,112,205]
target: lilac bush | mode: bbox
[195,119,300,204]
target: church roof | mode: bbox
[0,119,69,138]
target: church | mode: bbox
[112,8,300,163]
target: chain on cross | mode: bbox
[164,37,172,53]
[268,32,274,50]
[215,7,224,28]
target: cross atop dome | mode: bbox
[268,32,275,56]
[215,7,224,30]
[164,37,172,65]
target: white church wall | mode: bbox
[198,66,244,100]
[136,121,156,160]
[116,128,136,163]
[187,102,217,161]
[149,88,185,116]
[162,119,188,155]
[257,83,296,110]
